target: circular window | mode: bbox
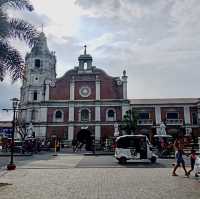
[79,86,91,97]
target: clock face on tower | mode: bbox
[79,86,91,97]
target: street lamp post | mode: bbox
[6,98,19,170]
[51,135,57,156]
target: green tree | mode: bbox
[0,0,39,81]
[119,109,138,135]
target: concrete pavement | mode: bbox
[0,154,199,199]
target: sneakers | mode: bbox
[172,173,178,176]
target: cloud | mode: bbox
[1,0,200,120]
[0,77,20,121]
[47,34,82,77]
[74,0,200,98]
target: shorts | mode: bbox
[176,151,185,166]
[191,158,195,170]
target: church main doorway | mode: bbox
[74,129,94,151]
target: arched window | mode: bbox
[83,62,87,70]
[33,91,37,101]
[81,109,89,122]
[106,109,116,121]
[55,111,62,119]
[35,59,41,68]
[108,110,114,118]
[53,110,64,122]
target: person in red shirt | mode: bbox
[188,149,199,177]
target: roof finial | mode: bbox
[123,69,126,76]
[84,45,87,55]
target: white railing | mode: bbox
[166,119,183,125]
[137,119,153,125]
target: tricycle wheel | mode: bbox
[118,157,127,164]
[150,156,157,163]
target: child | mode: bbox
[188,149,199,177]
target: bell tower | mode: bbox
[21,32,56,104]
[78,45,93,71]
[20,32,56,138]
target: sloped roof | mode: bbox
[130,98,200,105]
[0,121,12,128]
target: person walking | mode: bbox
[72,139,77,152]
[188,149,199,177]
[172,136,188,176]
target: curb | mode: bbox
[0,154,32,157]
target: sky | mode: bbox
[1,0,200,120]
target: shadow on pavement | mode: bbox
[76,156,174,168]
[0,152,56,170]
[118,161,168,168]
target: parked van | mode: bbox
[115,135,157,164]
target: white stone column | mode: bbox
[184,106,191,125]
[45,84,49,101]
[96,77,100,100]
[184,106,192,136]
[155,106,161,134]
[70,78,75,100]
[68,125,74,140]
[27,109,32,122]
[95,105,101,140]
[35,126,46,138]
[95,125,101,140]
[29,91,32,102]
[39,107,47,122]
[122,70,128,99]
[38,91,41,101]
[122,79,127,99]
[68,102,74,140]
[95,106,100,121]
[155,106,161,124]
[69,105,74,121]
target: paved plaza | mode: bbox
[0,153,199,199]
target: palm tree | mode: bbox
[0,0,39,81]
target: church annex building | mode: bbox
[19,33,200,142]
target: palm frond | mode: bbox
[0,0,34,11]
[0,40,24,81]
[0,61,5,81]
[9,18,39,47]
[0,9,9,39]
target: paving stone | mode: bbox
[0,155,199,199]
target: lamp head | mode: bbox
[11,98,19,109]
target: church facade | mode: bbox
[19,33,200,141]
[20,33,129,141]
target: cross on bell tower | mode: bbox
[84,45,87,55]
[78,45,93,71]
